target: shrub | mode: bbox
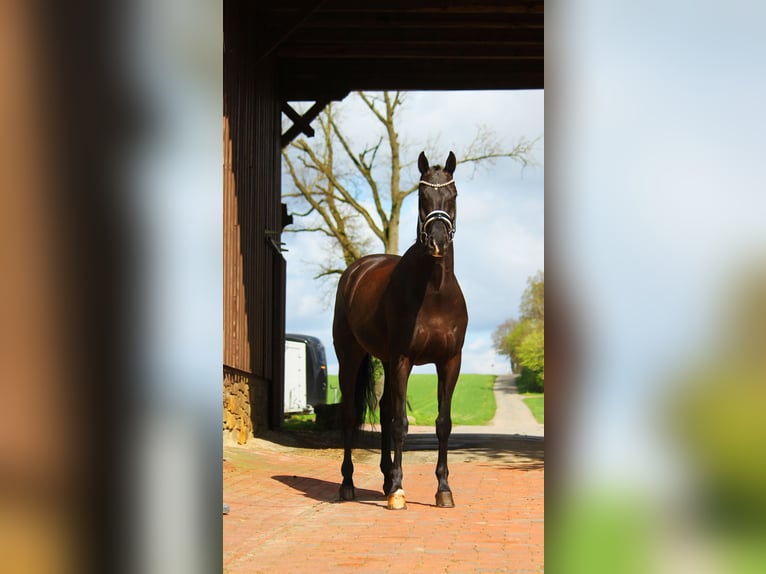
[517,366,543,393]
[516,329,544,391]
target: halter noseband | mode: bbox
[418,178,456,246]
[419,210,455,245]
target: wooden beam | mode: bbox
[281,102,315,138]
[254,0,328,66]
[277,41,543,60]
[278,0,543,15]
[281,98,337,148]
[279,59,542,100]
[301,12,542,31]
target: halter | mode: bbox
[419,210,456,245]
[418,178,456,246]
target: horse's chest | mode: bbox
[383,269,467,362]
[402,302,466,363]
[406,322,461,365]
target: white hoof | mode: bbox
[387,488,407,510]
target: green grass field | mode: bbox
[512,372,544,424]
[327,373,496,426]
[286,372,545,430]
[407,374,496,425]
[523,395,544,424]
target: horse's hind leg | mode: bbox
[434,354,461,508]
[336,339,366,501]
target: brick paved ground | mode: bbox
[224,433,544,573]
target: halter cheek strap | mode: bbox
[417,177,457,245]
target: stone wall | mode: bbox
[223,368,269,444]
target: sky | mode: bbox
[280,90,544,375]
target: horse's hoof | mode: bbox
[387,489,407,510]
[435,491,455,508]
[339,484,355,501]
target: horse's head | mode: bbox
[417,151,458,258]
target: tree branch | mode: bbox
[357,91,387,125]
[328,115,389,232]
[282,148,351,249]
[401,182,419,200]
[283,225,336,238]
[292,136,386,243]
[462,128,540,169]
[313,268,345,279]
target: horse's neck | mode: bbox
[431,258,448,292]
[415,246,455,293]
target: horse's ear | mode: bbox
[418,152,429,174]
[445,151,456,174]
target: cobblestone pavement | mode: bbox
[224,375,544,573]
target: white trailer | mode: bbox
[284,338,309,413]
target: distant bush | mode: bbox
[517,328,544,391]
[517,366,543,394]
[494,271,544,390]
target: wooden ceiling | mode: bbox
[251,0,544,102]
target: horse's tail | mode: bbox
[354,354,376,428]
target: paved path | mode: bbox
[223,374,544,573]
[410,374,544,438]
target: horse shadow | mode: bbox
[271,474,434,508]
[262,428,544,471]
[271,474,381,504]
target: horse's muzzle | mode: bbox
[426,236,447,258]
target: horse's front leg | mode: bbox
[435,354,461,507]
[387,356,412,510]
[379,362,393,496]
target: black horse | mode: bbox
[332,151,468,509]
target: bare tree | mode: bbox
[282,90,537,278]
